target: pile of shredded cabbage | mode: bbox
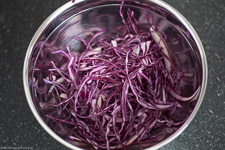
[32,1,199,149]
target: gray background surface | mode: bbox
[0,0,224,150]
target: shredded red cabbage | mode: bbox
[32,1,200,149]
[216,77,222,83]
[220,54,224,60]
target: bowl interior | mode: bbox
[25,0,205,150]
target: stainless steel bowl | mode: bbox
[23,0,208,149]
